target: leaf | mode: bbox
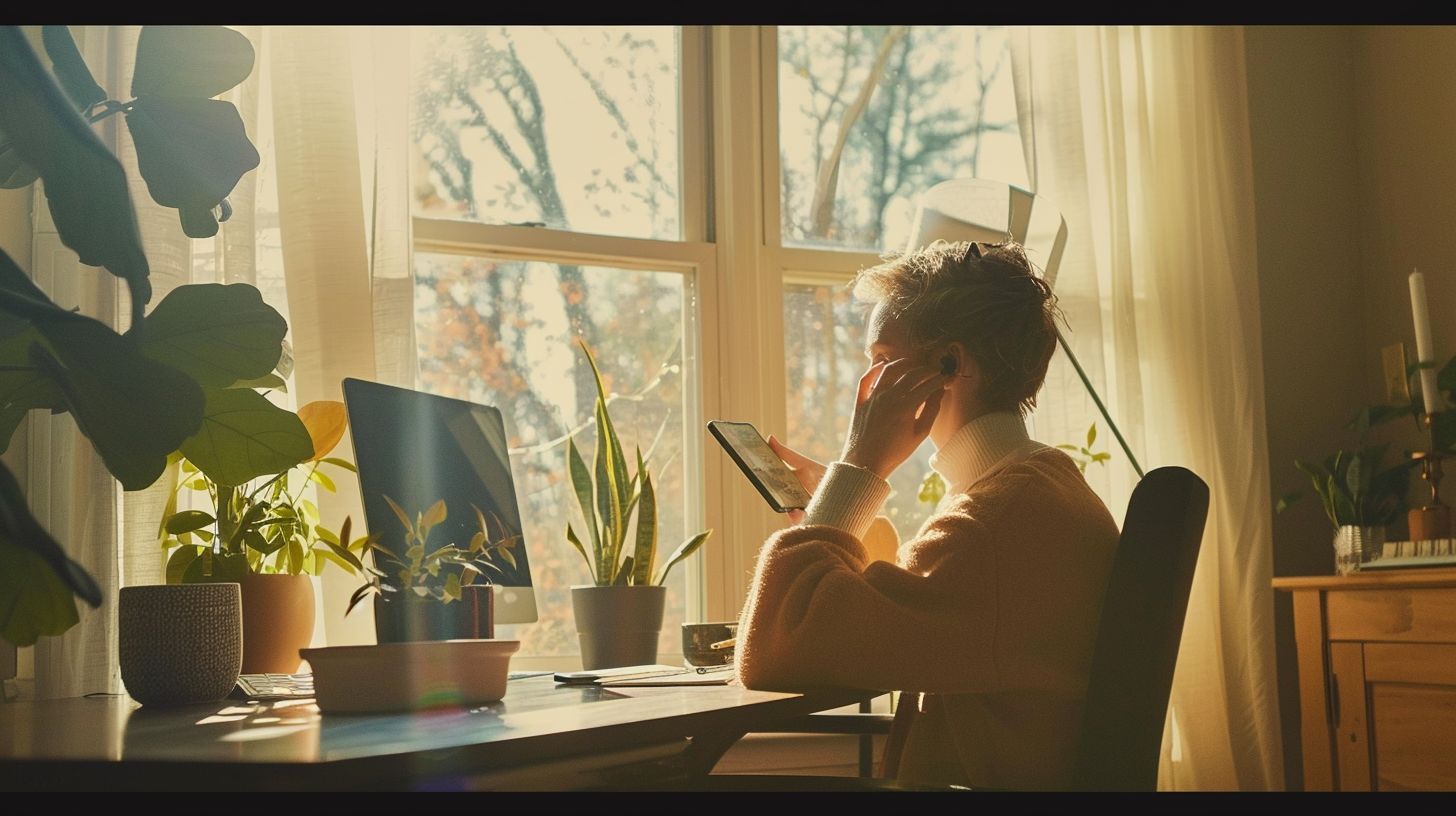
[229,373,286,392]
[613,555,634,586]
[0,253,204,490]
[125,96,261,238]
[137,283,287,388]
[0,460,100,645]
[422,498,447,530]
[324,540,363,573]
[321,457,357,473]
[0,29,150,304]
[164,509,215,535]
[1440,355,1456,396]
[286,539,305,575]
[1274,492,1302,514]
[346,584,375,617]
[916,471,945,506]
[654,530,712,587]
[382,494,413,534]
[165,543,202,584]
[1054,444,1080,451]
[178,387,313,486]
[497,546,517,571]
[565,524,595,584]
[444,572,461,602]
[0,125,41,189]
[309,469,337,493]
[631,470,656,586]
[566,437,601,558]
[1086,423,1097,448]
[131,25,255,99]
[182,550,247,583]
[40,26,105,110]
[297,400,347,461]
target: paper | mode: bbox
[599,666,737,687]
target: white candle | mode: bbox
[1410,269,1442,416]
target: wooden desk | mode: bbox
[1274,568,1456,791]
[0,676,870,790]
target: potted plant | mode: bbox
[0,25,310,666]
[564,341,713,670]
[1286,445,1411,575]
[348,496,520,644]
[157,400,370,673]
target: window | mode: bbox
[774,26,1029,535]
[409,27,709,667]
[406,26,1038,668]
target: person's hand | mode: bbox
[767,435,825,525]
[840,358,950,480]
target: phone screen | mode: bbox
[707,421,813,512]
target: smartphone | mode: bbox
[707,421,813,513]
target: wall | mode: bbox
[1245,25,1366,791]
[1248,24,1456,790]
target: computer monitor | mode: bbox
[342,378,538,625]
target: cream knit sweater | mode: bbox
[735,412,1120,789]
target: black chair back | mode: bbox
[1069,466,1209,791]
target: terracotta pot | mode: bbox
[572,585,666,670]
[373,584,495,644]
[239,573,316,674]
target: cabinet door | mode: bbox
[1362,643,1456,791]
[1329,642,1371,790]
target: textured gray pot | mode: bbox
[119,583,242,707]
[571,585,666,670]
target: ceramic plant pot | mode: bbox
[239,572,316,674]
[119,583,242,707]
[571,585,666,670]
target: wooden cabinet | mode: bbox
[1275,569,1456,791]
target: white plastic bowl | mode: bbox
[301,639,520,713]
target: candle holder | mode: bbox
[1409,413,1452,541]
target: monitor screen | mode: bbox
[343,378,537,625]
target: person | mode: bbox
[734,239,1121,790]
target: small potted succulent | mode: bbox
[349,495,520,643]
[565,341,713,670]
[158,400,370,673]
[1287,446,1411,575]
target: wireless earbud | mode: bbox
[940,355,958,376]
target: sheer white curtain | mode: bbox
[22,25,415,697]
[1011,26,1283,790]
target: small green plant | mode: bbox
[916,470,946,507]
[347,496,520,615]
[564,340,712,587]
[1056,422,1113,474]
[1282,445,1411,530]
[159,400,371,584]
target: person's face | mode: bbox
[863,301,920,370]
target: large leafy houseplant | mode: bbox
[0,26,309,647]
[564,340,712,588]
[158,401,368,584]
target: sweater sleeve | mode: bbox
[734,500,1001,696]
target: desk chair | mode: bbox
[640,465,1209,791]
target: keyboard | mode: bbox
[233,670,554,700]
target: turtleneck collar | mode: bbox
[928,411,1040,494]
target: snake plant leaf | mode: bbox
[565,523,594,584]
[135,283,286,388]
[178,387,313,486]
[0,459,101,645]
[654,530,713,587]
[613,555,634,586]
[40,26,105,111]
[566,438,600,556]
[125,96,261,238]
[0,28,151,306]
[131,25,255,99]
[631,470,656,586]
